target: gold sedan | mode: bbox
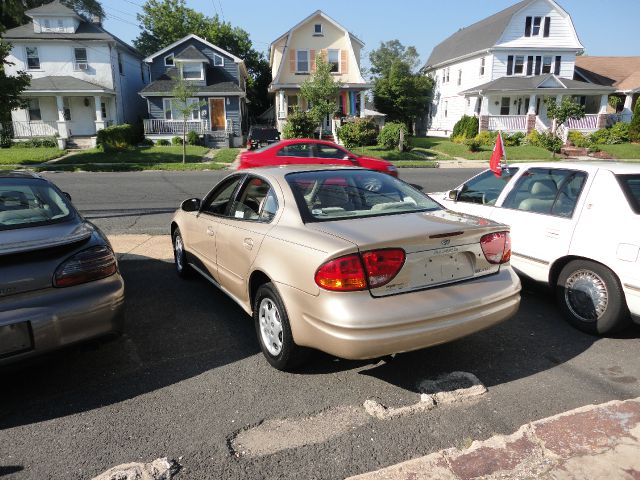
[171,166,521,370]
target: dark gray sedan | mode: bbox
[0,171,125,364]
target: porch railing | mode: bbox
[565,114,599,131]
[10,121,58,138]
[143,119,208,135]
[488,115,527,132]
[606,113,633,128]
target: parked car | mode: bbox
[170,166,521,370]
[238,139,399,177]
[246,125,280,150]
[431,162,640,335]
[0,171,125,365]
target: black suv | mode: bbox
[247,125,280,150]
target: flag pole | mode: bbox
[500,130,509,171]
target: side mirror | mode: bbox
[448,189,460,202]
[181,198,201,212]
[343,155,358,164]
[63,192,72,201]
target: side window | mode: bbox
[229,177,273,221]
[502,168,586,217]
[458,168,519,205]
[259,189,279,222]
[201,176,243,216]
[315,144,346,159]
[277,143,312,157]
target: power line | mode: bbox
[217,0,225,21]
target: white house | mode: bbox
[2,0,148,145]
[422,0,622,140]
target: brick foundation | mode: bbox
[597,114,607,130]
[479,115,489,132]
[527,114,536,134]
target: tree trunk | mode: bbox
[318,121,323,140]
[398,127,404,152]
[182,121,186,164]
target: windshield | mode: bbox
[0,179,73,230]
[286,170,441,222]
[617,174,640,214]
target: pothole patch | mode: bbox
[91,457,180,480]
[230,405,370,457]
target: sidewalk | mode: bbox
[436,160,489,169]
[348,397,640,480]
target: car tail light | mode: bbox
[315,249,406,291]
[361,248,405,288]
[54,246,118,287]
[480,231,511,264]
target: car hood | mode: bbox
[0,219,93,256]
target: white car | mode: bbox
[432,162,640,335]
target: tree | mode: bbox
[134,0,271,118]
[544,97,585,157]
[1,0,104,31]
[629,99,640,143]
[300,57,342,139]
[369,40,420,78]
[0,39,31,144]
[170,78,205,163]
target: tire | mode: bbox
[253,282,310,371]
[172,228,192,278]
[556,260,630,335]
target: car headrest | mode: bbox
[530,179,557,196]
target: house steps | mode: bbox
[66,136,96,150]
[561,146,588,157]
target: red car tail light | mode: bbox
[315,249,406,291]
[480,231,511,264]
[54,246,118,287]
[361,248,405,288]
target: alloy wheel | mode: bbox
[258,298,283,356]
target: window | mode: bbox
[500,97,511,116]
[617,174,640,214]
[201,175,244,216]
[26,47,40,70]
[554,55,561,75]
[296,50,309,73]
[457,168,519,205]
[63,97,71,121]
[213,54,224,67]
[480,57,485,76]
[43,19,51,30]
[525,16,550,37]
[503,168,587,217]
[532,16,542,36]
[101,102,107,119]
[514,56,525,75]
[163,98,200,120]
[0,179,72,231]
[315,144,346,159]
[445,67,450,83]
[457,69,462,86]
[57,19,64,32]
[229,177,275,221]
[74,48,87,70]
[182,62,203,80]
[542,56,552,74]
[117,52,123,75]
[328,49,340,73]
[287,95,298,115]
[314,23,323,35]
[28,99,41,121]
[277,143,313,157]
[164,54,174,66]
[526,55,534,75]
[163,98,172,120]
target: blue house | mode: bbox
[140,34,248,147]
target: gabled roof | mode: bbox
[460,74,614,95]
[174,45,210,62]
[25,76,114,93]
[25,0,80,18]
[139,67,244,96]
[575,56,640,92]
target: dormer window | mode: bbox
[26,47,40,70]
[296,50,309,73]
[57,18,64,31]
[43,19,51,30]
[213,54,224,67]
[181,62,204,80]
[313,23,323,35]
[525,16,550,37]
[164,54,174,66]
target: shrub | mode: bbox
[475,131,498,146]
[171,136,183,145]
[139,137,154,146]
[568,130,590,148]
[187,130,200,146]
[156,139,170,146]
[337,118,377,149]
[464,138,482,152]
[11,137,58,148]
[96,124,137,150]
[451,135,466,144]
[281,110,316,139]
[451,115,479,140]
[377,122,409,150]
[538,132,563,152]
[607,122,630,144]
[503,132,525,147]
[630,100,640,142]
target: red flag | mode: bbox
[490,132,504,177]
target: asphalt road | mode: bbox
[2,169,639,479]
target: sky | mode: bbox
[104,0,640,69]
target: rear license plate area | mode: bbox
[0,322,33,357]
[417,249,475,287]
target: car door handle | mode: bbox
[243,238,254,250]
[207,226,215,236]
[545,229,560,239]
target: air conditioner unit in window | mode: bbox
[76,62,88,70]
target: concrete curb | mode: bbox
[347,397,640,480]
[108,234,173,262]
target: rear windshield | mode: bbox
[286,170,441,222]
[0,179,72,230]
[617,174,640,214]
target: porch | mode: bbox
[143,119,238,147]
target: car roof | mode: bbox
[277,138,342,146]
[237,165,367,180]
[0,170,44,180]
[506,161,640,175]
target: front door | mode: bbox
[209,98,226,130]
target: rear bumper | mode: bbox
[278,267,521,360]
[0,274,125,365]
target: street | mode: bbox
[1,169,639,479]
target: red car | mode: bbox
[237,139,398,177]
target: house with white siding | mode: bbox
[422,0,625,140]
[139,34,248,147]
[2,0,148,146]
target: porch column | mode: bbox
[94,95,105,132]
[597,94,609,129]
[623,93,634,116]
[527,94,537,133]
[55,95,69,139]
[479,95,489,132]
[359,90,366,118]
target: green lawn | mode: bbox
[350,144,448,161]
[213,147,241,163]
[411,137,556,161]
[57,145,210,165]
[0,147,65,165]
[598,144,640,159]
[28,162,226,172]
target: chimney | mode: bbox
[90,14,102,26]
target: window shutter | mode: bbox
[543,17,551,37]
[527,56,534,75]
[535,56,542,75]
[289,49,296,72]
[525,16,532,37]
[507,55,514,76]
[310,50,316,73]
[554,55,561,75]
[340,50,348,74]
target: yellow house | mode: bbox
[269,10,372,134]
